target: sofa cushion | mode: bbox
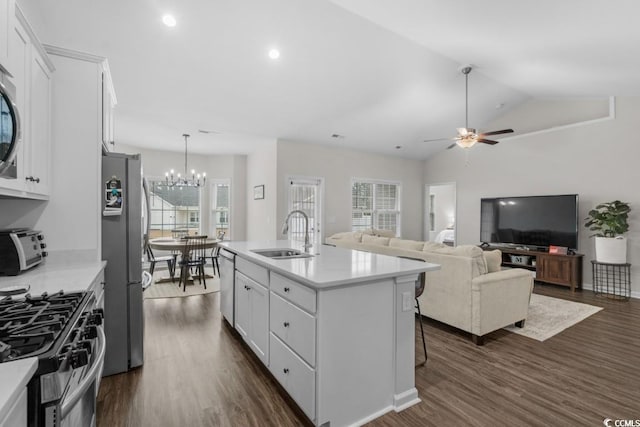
[362,234,390,246]
[329,231,363,243]
[422,241,449,252]
[431,244,488,276]
[389,238,424,251]
[362,228,396,238]
[484,250,502,273]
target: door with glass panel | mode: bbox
[286,176,323,247]
[210,179,231,239]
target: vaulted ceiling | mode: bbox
[26,0,640,159]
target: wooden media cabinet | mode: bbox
[484,246,584,292]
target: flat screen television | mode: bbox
[480,194,579,250]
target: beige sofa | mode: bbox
[326,230,534,345]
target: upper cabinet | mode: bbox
[101,66,116,152]
[0,0,14,74]
[0,5,54,199]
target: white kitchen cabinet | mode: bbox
[33,46,116,258]
[225,249,423,427]
[0,0,14,74]
[0,6,53,199]
[25,45,51,195]
[101,69,116,151]
[234,271,269,365]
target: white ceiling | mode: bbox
[29,0,640,159]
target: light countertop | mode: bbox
[0,250,106,297]
[220,240,440,290]
[0,357,38,422]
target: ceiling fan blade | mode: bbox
[423,137,451,143]
[446,143,457,150]
[477,139,499,145]
[480,129,513,137]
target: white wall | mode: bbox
[115,143,247,240]
[246,140,278,241]
[423,96,640,296]
[276,140,425,241]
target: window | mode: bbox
[351,179,401,235]
[287,176,323,247]
[211,180,231,238]
[148,179,201,238]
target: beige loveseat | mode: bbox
[326,230,534,345]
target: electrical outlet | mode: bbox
[402,292,413,312]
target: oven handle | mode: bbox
[60,326,106,418]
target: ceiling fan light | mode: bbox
[456,139,477,149]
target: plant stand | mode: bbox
[591,261,631,301]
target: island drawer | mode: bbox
[270,292,316,367]
[236,257,269,286]
[269,333,316,421]
[270,272,316,314]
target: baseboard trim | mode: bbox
[348,406,394,427]
[393,388,421,411]
[581,282,639,300]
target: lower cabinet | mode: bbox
[235,271,269,365]
[232,256,415,426]
[269,333,316,420]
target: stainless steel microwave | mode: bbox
[0,70,21,177]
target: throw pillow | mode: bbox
[362,234,390,246]
[484,250,502,273]
[422,241,448,252]
[373,228,396,238]
[329,232,363,242]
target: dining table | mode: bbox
[148,237,220,284]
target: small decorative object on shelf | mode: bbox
[591,261,631,301]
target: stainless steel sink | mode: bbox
[251,248,313,259]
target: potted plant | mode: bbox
[584,200,630,263]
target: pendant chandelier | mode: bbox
[165,133,206,187]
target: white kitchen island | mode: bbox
[220,240,440,427]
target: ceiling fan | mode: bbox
[424,66,513,149]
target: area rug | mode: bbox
[503,294,603,341]
[144,276,220,299]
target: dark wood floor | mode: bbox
[97,285,640,427]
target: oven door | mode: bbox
[57,326,106,427]
[0,72,21,177]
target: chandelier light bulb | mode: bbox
[165,134,207,187]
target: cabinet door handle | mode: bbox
[283,368,289,374]
[283,322,290,328]
[283,287,290,293]
[25,176,40,183]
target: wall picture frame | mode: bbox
[253,185,264,200]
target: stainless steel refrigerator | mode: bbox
[101,152,144,376]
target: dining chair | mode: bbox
[145,244,176,282]
[203,231,225,277]
[398,256,428,367]
[178,235,208,291]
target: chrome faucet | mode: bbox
[282,210,312,252]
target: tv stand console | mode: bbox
[484,246,583,292]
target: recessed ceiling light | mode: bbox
[268,48,280,60]
[162,14,177,27]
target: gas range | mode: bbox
[0,290,104,426]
